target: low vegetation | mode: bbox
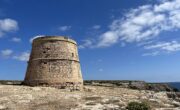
[126,101,150,110]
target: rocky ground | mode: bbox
[0,85,180,110]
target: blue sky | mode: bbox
[0,0,180,82]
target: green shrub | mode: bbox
[127,102,150,110]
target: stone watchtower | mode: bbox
[23,36,83,90]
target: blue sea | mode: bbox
[168,82,180,90]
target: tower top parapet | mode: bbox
[33,36,77,45]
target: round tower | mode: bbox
[24,36,83,90]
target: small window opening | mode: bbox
[46,47,50,50]
[72,53,74,57]
[50,40,55,43]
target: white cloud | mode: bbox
[98,68,103,72]
[0,49,30,61]
[79,39,93,49]
[97,31,119,47]
[0,18,18,37]
[13,52,30,61]
[144,41,180,52]
[58,26,71,31]
[29,35,45,43]
[11,37,21,42]
[0,18,18,31]
[1,49,13,57]
[96,0,180,47]
[142,51,159,56]
[92,25,101,29]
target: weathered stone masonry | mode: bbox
[24,36,83,90]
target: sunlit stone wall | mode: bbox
[24,36,83,90]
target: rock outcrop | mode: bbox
[84,80,178,92]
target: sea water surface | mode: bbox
[168,82,180,90]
